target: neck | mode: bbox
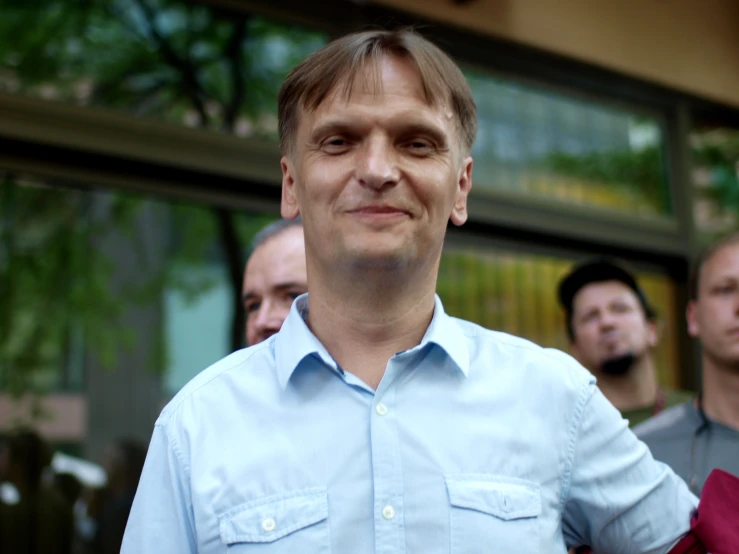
[702,356,739,430]
[306,259,439,389]
[595,354,659,411]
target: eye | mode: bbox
[580,312,598,324]
[713,283,736,295]
[244,301,260,316]
[611,303,632,314]
[321,136,351,154]
[403,139,434,155]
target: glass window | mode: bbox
[438,245,683,390]
[0,2,327,139]
[466,68,672,219]
[690,124,739,239]
[0,171,276,428]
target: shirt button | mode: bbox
[262,517,276,532]
[382,505,396,520]
[375,403,388,416]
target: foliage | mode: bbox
[544,146,668,215]
[0,0,325,136]
[691,129,739,236]
[544,134,738,224]
[0,0,325,400]
[0,176,127,397]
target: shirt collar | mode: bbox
[274,293,470,389]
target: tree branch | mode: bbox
[215,208,245,352]
[222,16,248,133]
[132,0,210,127]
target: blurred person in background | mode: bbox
[91,438,146,554]
[636,233,739,493]
[53,472,83,509]
[558,258,691,426]
[0,428,73,554]
[242,218,307,346]
[52,472,87,554]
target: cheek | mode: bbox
[574,329,597,352]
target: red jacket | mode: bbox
[578,469,739,554]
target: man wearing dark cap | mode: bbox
[558,258,691,426]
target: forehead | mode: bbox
[244,227,306,290]
[701,242,739,284]
[572,280,640,311]
[301,55,453,131]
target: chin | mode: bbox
[341,243,416,267]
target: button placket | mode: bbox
[370,374,405,553]
[382,505,396,520]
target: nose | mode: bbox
[355,135,400,190]
[599,311,617,330]
[250,300,284,343]
[255,300,282,331]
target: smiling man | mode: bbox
[636,233,739,494]
[122,30,700,553]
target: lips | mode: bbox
[348,205,409,215]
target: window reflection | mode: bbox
[0,172,276,450]
[691,125,739,238]
[466,68,671,217]
[0,3,327,138]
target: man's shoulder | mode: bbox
[157,339,275,426]
[634,401,694,440]
[451,317,594,388]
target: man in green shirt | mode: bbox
[558,258,692,426]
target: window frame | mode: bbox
[4,0,739,387]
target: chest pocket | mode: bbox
[218,487,330,553]
[446,475,541,554]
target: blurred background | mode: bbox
[0,0,737,548]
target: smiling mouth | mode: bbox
[348,207,409,217]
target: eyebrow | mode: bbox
[308,120,360,144]
[241,282,307,304]
[309,118,450,148]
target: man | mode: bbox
[242,219,307,346]
[92,439,147,554]
[0,429,74,554]
[122,29,699,553]
[558,259,692,426]
[636,233,739,494]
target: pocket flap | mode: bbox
[219,487,328,544]
[446,476,541,521]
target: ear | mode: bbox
[280,156,300,220]
[646,318,660,348]
[686,300,700,338]
[449,156,473,226]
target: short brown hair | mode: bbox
[278,29,477,156]
[689,231,739,299]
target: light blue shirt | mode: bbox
[122,295,697,553]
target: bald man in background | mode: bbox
[242,219,307,346]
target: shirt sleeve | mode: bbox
[121,423,197,553]
[562,385,698,554]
